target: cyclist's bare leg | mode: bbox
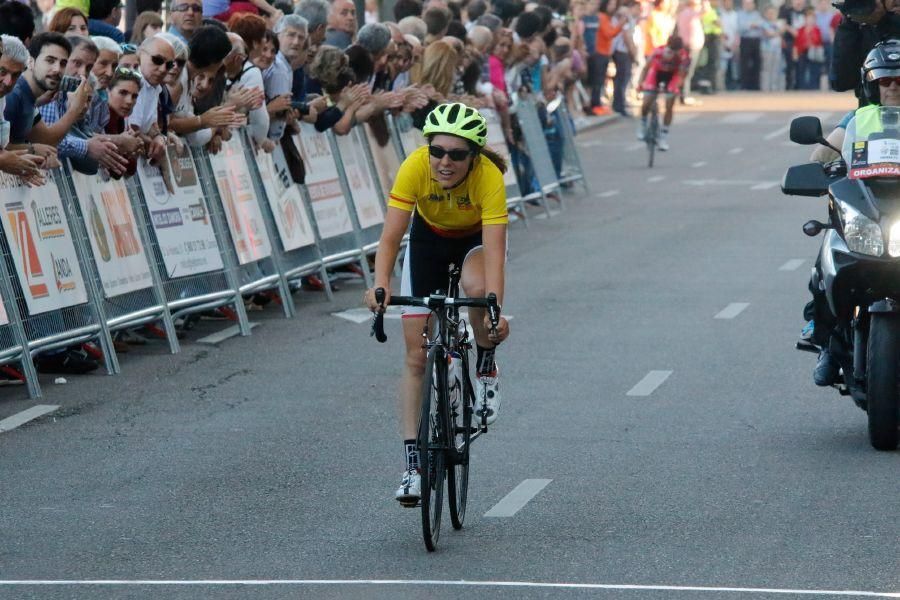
[663,94,676,126]
[640,91,655,118]
[460,248,495,350]
[401,315,430,439]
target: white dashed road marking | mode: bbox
[0,405,60,433]
[626,142,645,152]
[627,370,673,396]
[714,302,750,320]
[692,161,707,168]
[484,479,552,518]
[727,147,743,155]
[779,259,806,271]
[648,175,665,183]
[751,181,780,190]
[763,125,790,141]
[596,190,620,198]
[721,112,763,124]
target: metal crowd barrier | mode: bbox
[556,102,589,194]
[0,105,593,398]
[513,97,563,217]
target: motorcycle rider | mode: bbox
[806,40,900,386]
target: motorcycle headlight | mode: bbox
[840,201,884,257]
[890,221,900,257]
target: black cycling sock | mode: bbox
[404,439,419,472]
[476,345,496,376]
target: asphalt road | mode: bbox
[1,92,899,600]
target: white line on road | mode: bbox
[0,405,60,433]
[648,175,665,183]
[677,113,699,123]
[714,302,750,320]
[577,140,604,148]
[751,181,780,190]
[626,142,645,152]
[1,580,895,596]
[626,370,673,396]
[727,147,743,155]
[196,323,258,345]
[763,125,790,141]
[721,112,763,124]
[779,259,806,271]
[692,161,707,168]
[484,479,552,518]
[596,190,620,198]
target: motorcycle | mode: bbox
[783,108,900,451]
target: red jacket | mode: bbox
[794,25,822,56]
[595,13,624,57]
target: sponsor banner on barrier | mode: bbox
[294,123,353,239]
[255,146,316,252]
[137,147,224,278]
[481,109,518,190]
[209,137,273,265]
[70,171,153,298]
[0,296,8,326]
[398,123,426,157]
[335,128,384,229]
[0,174,88,314]
[365,123,401,197]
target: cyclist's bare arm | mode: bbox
[810,127,845,164]
[369,206,413,310]
[482,224,507,308]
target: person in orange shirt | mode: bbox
[592,0,627,115]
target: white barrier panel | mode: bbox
[255,146,316,252]
[136,149,224,277]
[209,137,273,265]
[364,123,401,196]
[335,127,385,229]
[399,125,426,157]
[481,109,519,190]
[294,123,353,239]
[70,171,154,298]
[0,177,88,314]
[0,296,8,325]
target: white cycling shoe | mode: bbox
[636,122,647,141]
[395,468,421,505]
[474,367,501,425]
[658,131,670,151]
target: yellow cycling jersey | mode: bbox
[388,145,508,236]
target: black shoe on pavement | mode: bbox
[35,350,100,375]
[813,350,840,386]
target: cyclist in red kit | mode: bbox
[637,35,691,151]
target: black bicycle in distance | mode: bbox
[372,265,500,551]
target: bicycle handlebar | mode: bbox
[371,288,500,343]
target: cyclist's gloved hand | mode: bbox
[486,315,510,345]
[365,287,390,313]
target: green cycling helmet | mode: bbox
[422,102,488,148]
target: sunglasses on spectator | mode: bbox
[173,3,203,12]
[878,77,900,87]
[428,145,473,161]
[120,43,137,54]
[145,53,176,69]
[115,66,142,79]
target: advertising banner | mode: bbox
[335,128,384,229]
[365,123,401,197]
[70,170,153,298]
[294,124,352,239]
[136,146,223,278]
[255,146,316,252]
[209,137,273,265]
[0,173,88,314]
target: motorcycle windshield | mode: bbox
[844,106,900,180]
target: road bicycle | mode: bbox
[644,83,664,168]
[371,266,500,551]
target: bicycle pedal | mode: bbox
[399,499,421,508]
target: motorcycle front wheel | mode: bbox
[865,314,900,451]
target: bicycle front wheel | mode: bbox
[647,109,658,168]
[447,356,473,530]
[418,347,447,552]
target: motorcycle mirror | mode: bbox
[790,116,836,150]
[803,220,830,236]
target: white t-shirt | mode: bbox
[235,61,269,144]
[128,78,162,134]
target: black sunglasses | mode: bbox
[429,145,473,162]
[147,53,176,69]
[173,3,203,12]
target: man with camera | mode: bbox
[832,0,900,97]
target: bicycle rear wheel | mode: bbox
[418,347,447,552]
[447,353,473,530]
[647,108,658,168]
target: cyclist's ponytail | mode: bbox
[478,145,508,174]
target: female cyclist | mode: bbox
[365,102,511,504]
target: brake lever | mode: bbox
[371,288,387,343]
